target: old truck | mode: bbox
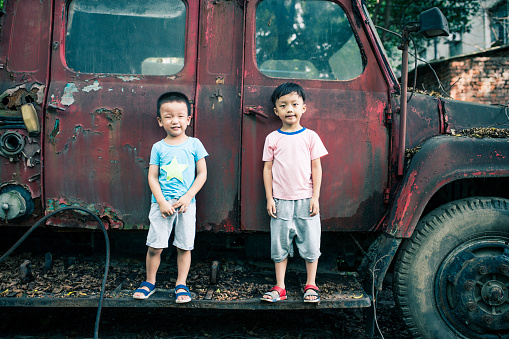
[0,0,508,338]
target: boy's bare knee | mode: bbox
[176,247,190,254]
[147,247,163,256]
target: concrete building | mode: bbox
[424,0,508,61]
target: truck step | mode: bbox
[0,255,370,309]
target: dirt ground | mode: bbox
[0,251,412,338]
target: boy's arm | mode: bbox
[263,161,276,218]
[310,158,322,216]
[148,164,176,217]
[173,157,207,213]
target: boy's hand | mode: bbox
[309,197,320,217]
[159,200,176,218]
[267,198,277,218]
[173,194,192,213]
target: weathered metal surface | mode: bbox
[441,98,509,132]
[0,0,51,217]
[0,290,371,309]
[387,135,509,238]
[358,232,401,294]
[401,93,442,150]
[194,0,244,232]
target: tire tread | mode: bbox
[393,197,509,339]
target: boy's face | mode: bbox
[158,101,191,138]
[274,92,306,128]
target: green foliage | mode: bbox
[256,0,357,80]
[365,0,481,67]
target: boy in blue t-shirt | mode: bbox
[133,92,208,303]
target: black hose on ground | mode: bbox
[0,207,110,339]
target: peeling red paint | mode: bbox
[393,170,418,225]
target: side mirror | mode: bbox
[419,7,450,38]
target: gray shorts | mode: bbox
[146,200,196,250]
[270,198,321,263]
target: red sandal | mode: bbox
[261,285,287,302]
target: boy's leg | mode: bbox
[172,202,195,302]
[176,247,191,302]
[262,257,288,300]
[133,247,162,297]
[146,247,163,284]
[263,199,295,300]
[293,198,321,301]
[305,259,319,301]
[275,258,288,289]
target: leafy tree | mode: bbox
[255,0,363,80]
[365,0,481,64]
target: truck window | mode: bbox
[65,0,186,75]
[256,0,364,81]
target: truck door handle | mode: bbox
[47,103,66,111]
[244,107,268,119]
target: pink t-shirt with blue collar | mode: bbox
[262,127,328,200]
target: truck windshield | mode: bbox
[65,0,186,75]
[256,0,364,81]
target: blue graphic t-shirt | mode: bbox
[149,137,208,203]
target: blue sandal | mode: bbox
[133,281,156,300]
[175,284,192,303]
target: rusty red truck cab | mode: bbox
[1,1,509,338]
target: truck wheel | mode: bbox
[394,197,509,339]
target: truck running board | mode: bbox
[0,256,371,309]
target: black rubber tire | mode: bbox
[393,197,509,339]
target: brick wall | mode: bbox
[408,46,509,105]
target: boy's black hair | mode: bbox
[270,82,306,106]
[157,92,191,117]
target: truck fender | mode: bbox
[386,135,509,238]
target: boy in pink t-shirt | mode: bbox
[261,83,328,303]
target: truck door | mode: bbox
[44,0,199,228]
[241,0,390,231]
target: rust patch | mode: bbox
[0,83,44,112]
[46,196,124,229]
[52,125,102,154]
[93,108,123,122]
[2,87,25,109]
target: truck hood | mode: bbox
[403,93,508,150]
[442,98,508,134]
